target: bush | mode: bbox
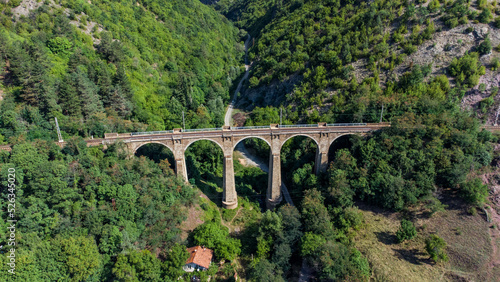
[477,8,492,23]
[460,177,489,206]
[425,234,448,263]
[449,52,486,87]
[249,76,259,88]
[396,219,417,243]
[477,36,492,56]
[492,57,500,71]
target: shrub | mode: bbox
[425,234,448,263]
[396,219,417,243]
[477,36,492,55]
[477,8,492,23]
[449,52,486,87]
[492,57,500,71]
[249,76,259,88]
[460,177,489,206]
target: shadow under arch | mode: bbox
[184,139,224,207]
[134,142,175,171]
[232,137,271,210]
[280,135,319,205]
[327,134,361,169]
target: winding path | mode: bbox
[223,33,295,207]
[225,34,252,127]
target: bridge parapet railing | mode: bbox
[182,128,223,133]
[231,126,270,130]
[105,133,135,138]
[278,124,319,128]
[326,123,367,127]
[131,130,174,136]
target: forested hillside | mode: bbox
[216,0,500,124]
[0,0,500,281]
[0,139,197,280]
[211,0,500,280]
[0,0,244,144]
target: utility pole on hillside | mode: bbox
[55,117,63,143]
[379,104,384,123]
[182,111,185,130]
[280,107,283,126]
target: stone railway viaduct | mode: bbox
[5,122,498,209]
[98,123,390,209]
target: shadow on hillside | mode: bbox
[392,248,432,266]
[375,231,397,245]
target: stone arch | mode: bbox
[232,136,272,151]
[327,133,364,168]
[281,134,319,150]
[184,138,224,154]
[328,133,362,146]
[132,141,174,156]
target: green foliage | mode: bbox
[477,7,493,23]
[112,250,162,281]
[308,241,370,281]
[326,111,492,210]
[217,0,447,117]
[251,206,302,277]
[163,243,190,280]
[0,0,244,138]
[396,219,417,243]
[492,57,500,71]
[192,222,241,261]
[56,236,101,281]
[460,177,489,206]
[0,141,195,280]
[47,37,73,55]
[449,52,485,87]
[425,234,449,263]
[248,259,285,282]
[300,232,327,257]
[478,36,492,56]
[301,189,335,238]
[443,0,472,28]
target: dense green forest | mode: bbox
[1,0,500,280]
[0,0,244,144]
[217,0,500,123]
[0,139,196,280]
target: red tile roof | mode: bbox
[185,246,213,269]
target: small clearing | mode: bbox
[355,194,493,281]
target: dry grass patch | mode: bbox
[354,204,445,282]
[354,193,494,282]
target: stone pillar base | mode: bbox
[222,200,238,210]
[266,195,282,210]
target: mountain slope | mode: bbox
[215,0,500,125]
[0,0,244,142]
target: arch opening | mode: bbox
[233,137,271,210]
[135,143,175,171]
[184,139,224,207]
[327,134,359,167]
[280,135,319,206]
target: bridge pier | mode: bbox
[267,152,282,209]
[315,149,329,175]
[175,157,188,182]
[315,132,333,175]
[223,155,238,209]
